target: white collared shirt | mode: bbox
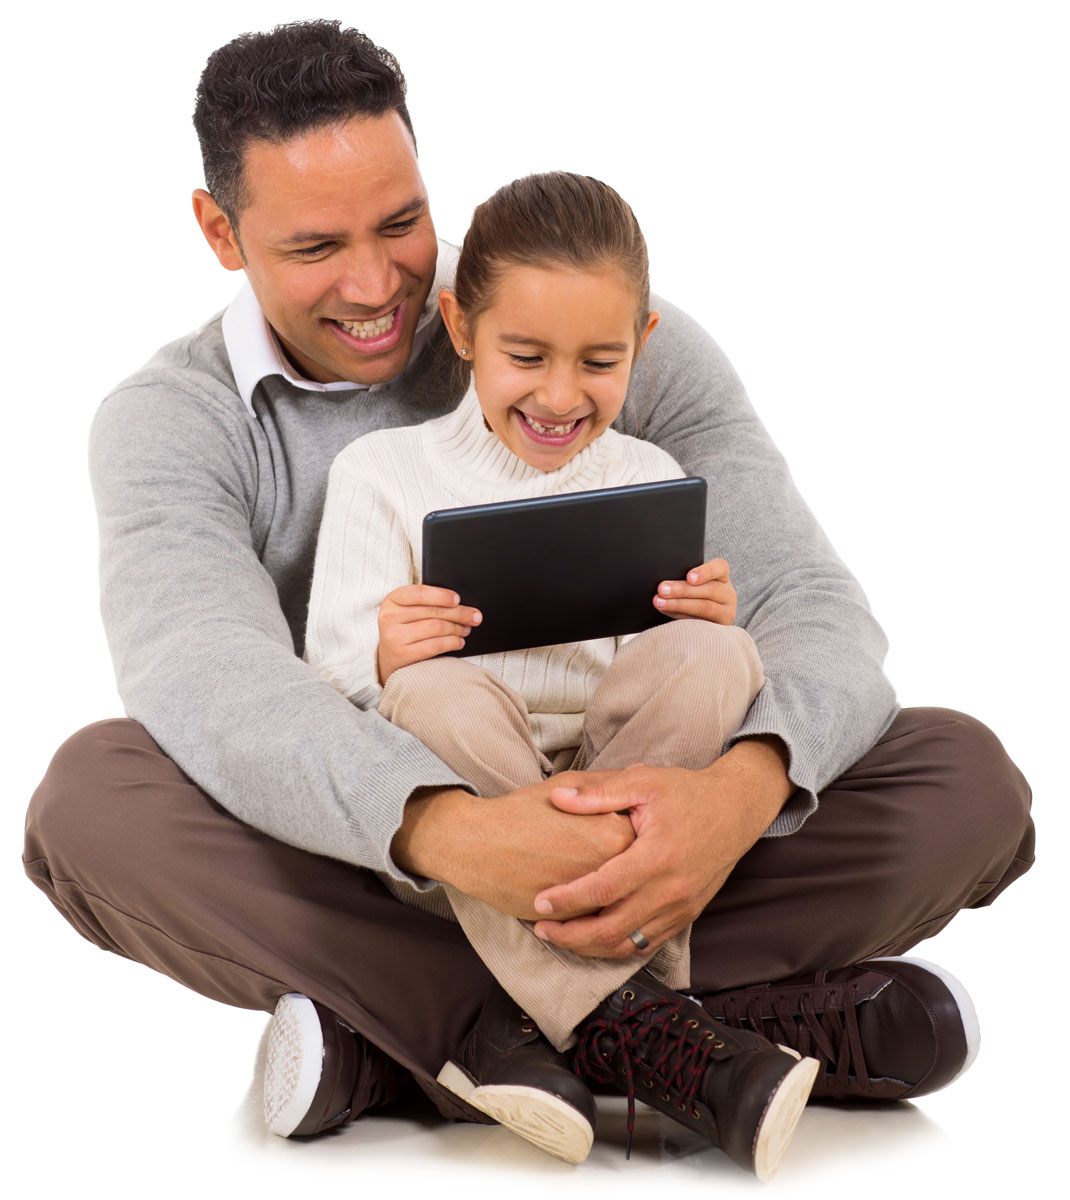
[221,239,459,415]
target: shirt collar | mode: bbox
[221,239,459,415]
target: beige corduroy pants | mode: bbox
[377,619,765,1049]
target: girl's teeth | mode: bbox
[522,413,579,435]
[336,310,396,338]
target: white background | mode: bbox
[4,1,1065,1196]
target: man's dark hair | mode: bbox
[193,19,415,227]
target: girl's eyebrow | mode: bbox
[497,334,630,353]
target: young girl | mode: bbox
[305,173,817,1178]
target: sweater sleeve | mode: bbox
[89,383,470,881]
[305,445,417,709]
[633,299,898,834]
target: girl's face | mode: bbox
[440,263,658,472]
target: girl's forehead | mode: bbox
[481,263,640,336]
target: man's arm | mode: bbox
[624,297,897,821]
[90,379,471,882]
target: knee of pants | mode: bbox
[378,657,493,726]
[629,620,764,693]
[857,707,1034,906]
[925,708,1035,896]
[24,719,165,882]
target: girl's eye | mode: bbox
[509,354,542,365]
[587,360,620,371]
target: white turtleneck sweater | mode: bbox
[306,384,685,756]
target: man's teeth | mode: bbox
[336,310,396,338]
[521,412,581,436]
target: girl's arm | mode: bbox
[305,455,420,708]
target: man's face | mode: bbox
[231,112,438,386]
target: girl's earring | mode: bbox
[460,347,469,358]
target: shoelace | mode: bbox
[573,993,717,1157]
[716,983,870,1094]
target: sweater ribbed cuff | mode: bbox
[349,738,476,888]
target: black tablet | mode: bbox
[421,477,707,656]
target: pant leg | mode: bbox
[21,718,495,1123]
[378,658,667,1050]
[686,706,1035,990]
[579,620,767,991]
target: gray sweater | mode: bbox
[89,298,897,884]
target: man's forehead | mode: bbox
[238,112,424,229]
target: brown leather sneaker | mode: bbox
[436,984,597,1164]
[701,956,981,1101]
[263,993,407,1137]
[573,971,818,1181]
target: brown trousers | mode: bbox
[22,706,1033,1122]
[376,621,766,1048]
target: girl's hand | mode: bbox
[652,558,736,625]
[377,585,482,685]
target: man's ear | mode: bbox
[438,289,471,358]
[192,189,244,271]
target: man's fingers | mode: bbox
[534,890,695,958]
[548,782,635,815]
[533,842,640,917]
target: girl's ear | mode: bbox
[638,310,661,353]
[438,290,471,358]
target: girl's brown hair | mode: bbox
[453,172,651,350]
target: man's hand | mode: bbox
[377,585,482,685]
[653,558,736,625]
[391,778,637,919]
[530,738,793,957]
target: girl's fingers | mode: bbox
[384,603,482,627]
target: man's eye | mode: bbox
[293,243,333,258]
[383,217,419,234]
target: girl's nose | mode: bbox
[538,374,583,416]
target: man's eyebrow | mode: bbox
[278,198,427,247]
[497,334,631,353]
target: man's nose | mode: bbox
[334,243,402,311]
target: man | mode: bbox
[23,18,1033,1177]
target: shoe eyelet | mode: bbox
[520,1024,535,1033]
[670,1013,679,1021]
[661,1092,671,1102]
[686,1019,699,1029]
[678,1102,686,1111]
[621,989,635,1001]
[691,1107,701,1119]
[642,1077,653,1088]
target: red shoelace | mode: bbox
[573,992,718,1157]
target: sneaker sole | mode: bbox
[752,1055,820,1183]
[869,956,981,1085]
[437,1060,594,1164]
[263,993,324,1137]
